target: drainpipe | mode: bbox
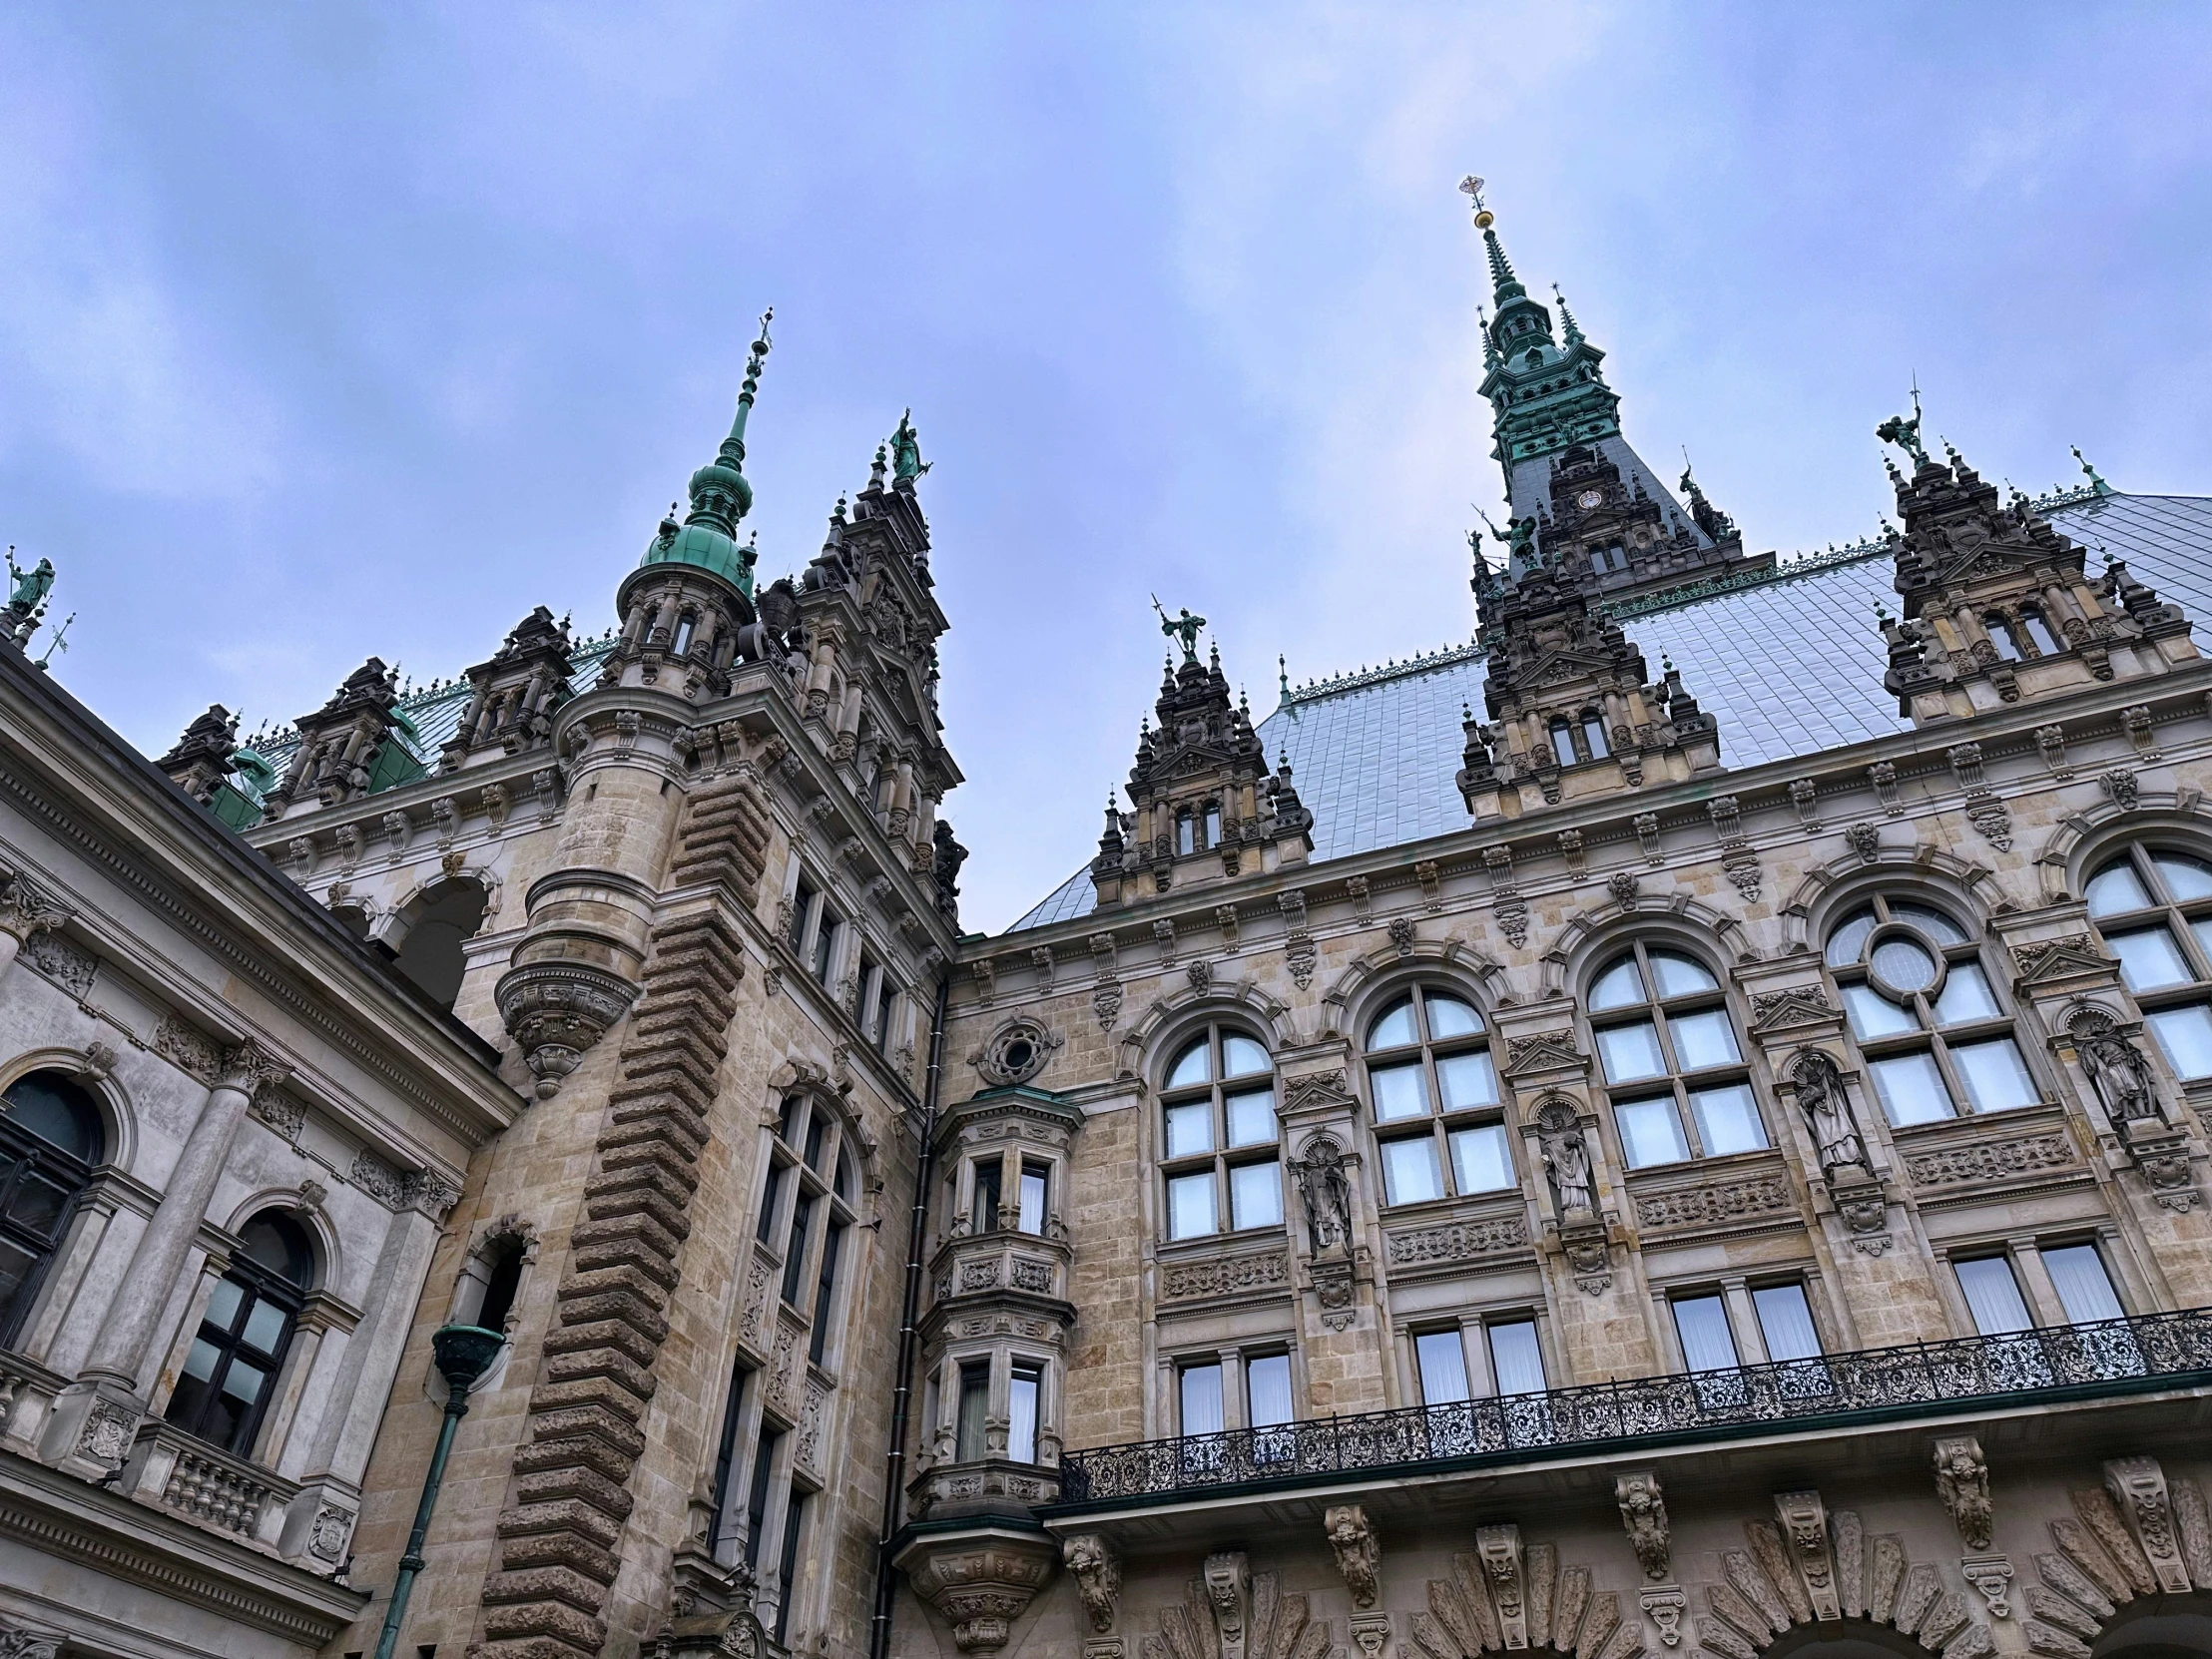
[372,1325,506,1659]
[868,973,950,1659]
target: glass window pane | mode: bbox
[204,1278,245,1333]
[1871,935,1939,994]
[1018,1168,1048,1235]
[1166,1039,1211,1090]
[1890,903,1967,945]
[1436,1051,1500,1111]
[1164,1101,1213,1158]
[2110,927,2194,992]
[1952,1038,2039,1112]
[1649,951,1719,997]
[1672,1295,1741,1371]
[1588,956,1646,1012]
[1415,1331,1470,1403]
[1955,1257,2034,1335]
[1222,1035,1271,1078]
[956,1365,990,1460]
[3,1171,67,1236]
[1367,998,1417,1051]
[1690,1084,1768,1155]
[2086,859,2154,917]
[241,1297,286,1355]
[1597,1022,1667,1083]
[1371,1063,1430,1122]
[1380,1137,1444,1205]
[1225,1089,1277,1148]
[0,1073,101,1161]
[1669,1009,1741,1069]
[2041,1245,2125,1323]
[1752,1284,1823,1362]
[2192,917,2212,968]
[1229,1161,1282,1230]
[2147,1005,2212,1079]
[1180,1363,1224,1433]
[1870,1052,1955,1126]
[1424,994,1483,1040]
[1825,908,1877,967]
[1488,1321,1546,1394]
[180,1336,221,1382]
[219,1356,269,1406]
[1246,1354,1294,1426]
[1933,962,2000,1024]
[1007,1369,1040,1462]
[1167,1173,1216,1240]
[1447,1125,1514,1193]
[1615,1097,1690,1168]
[1844,982,1920,1039]
[2153,852,2212,901]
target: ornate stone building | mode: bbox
[3,192,2212,1659]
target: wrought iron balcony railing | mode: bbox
[1054,1309,2212,1508]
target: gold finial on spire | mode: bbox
[1459,174,1493,230]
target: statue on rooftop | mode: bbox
[890,409,930,482]
[6,548,55,632]
[1152,596,1207,663]
[1876,384,1930,467]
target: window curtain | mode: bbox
[1180,1363,1225,1434]
[1751,1285,1822,1362]
[1672,1296,1741,1372]
[1955,1257,2034,1334]
[1245,1354,1294,1427]
[1488,1321,1546,1394]
[2041,1245,2124,1323]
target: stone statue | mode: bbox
[5,550,55,638]
[2079,1024,2160,1123]
[1932,1435,1993,1552]
[1294,1137,1354,1253]
[931,821,968,923]
[890,409,929,481]
[1876,387,1929,467]
[1062,1533,1121,1633]
[1791,1048,1870,1175]
[1324,1504,1382,1609]
[1152,596,1207,664]
[1538,1108,1593,1214]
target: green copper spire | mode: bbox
[1553,284,1584,346]
[638,307,774,595]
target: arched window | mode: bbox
[1826,895,2036,1124]
[2085,845,2212,1081]
[1587,944,1765,1168]
[1986,613,2022,662]
[1549,720,1578,768]
[165,1211,313,1457]
[1159,1026,1279,1240]
[1364,987,1509,1205]
[672,611,698,657]
[1176,810,1196,857]
[1581,713,1611,760]
[392,879,489,1011]
[2019,605,2061,657]
[0,1070,104,1347]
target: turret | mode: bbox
[263,659,402,819]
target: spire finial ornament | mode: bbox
[1553,283,1584,345]
[2072,444,2113,496]
[1459,174,1490,229]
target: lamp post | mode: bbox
[372,1324,506,1659]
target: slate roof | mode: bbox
[1007,489,2212,933]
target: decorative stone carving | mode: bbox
[1390,914,1421,956]
[1293,1134,1355,1253]
[1906,1133,2075,1188]
[1090,932,1122,1032]
[1869,761,1902,815]
[1328,1505,1382,1610]
[1385,1215,1529,1267]
[1280,889,1317,990]
[77,1397,135,1466]
[1960,1555,2014,1619]
[902,1533,1059,1653]
[1633,1176,1794,1232]
[0,866,71,944]
[1537,1101,1594,1215]
[1639,1587,1685,1648]
[2100,770,2140,812]
[1831,1172,1891,1255]
[1750,987,1835,1033]
[1791,1048,1870,1177]
[1415,859,1442,909]
[1205,1550,1254,1659]
[1187,959,1213,994]
[1152,918,1177,968]
[2067,1006,2161,1123]
[1935,1436,1993,1551]
[972,1017,1062,1087]
[1775,1491,1841,1621]
[1607,869,1641,908]
[1478,1523,1528,1647]
[0,1624,64,1659]
[1065,1534,1121,1633]
[1161,1252,1288,1302]
[22,929,95,997]
[2105,1456,2192,1594]
[1216,904,1242,953]
[1561,1226,1613,1296]
[1844,822,1881,862]
[1347,874,1373,922]
[495,960,640,1099]
[81,1040,117,1080]
[153,1013,221,1083]
[1618,1471,1671,1581]
[1633,814,1663,863]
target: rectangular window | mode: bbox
[1007,1364,1042,1462]
[708,1358,754,1559]
[1415,1330,1470,1403]
[971,1159,1002,1233]
[1381,1136,1444,1205]
[787,879,816,956]
[1371,1063,1430,1122]
[1487,1320,1546,1394]
[1436,1050,1500,1109]
[1870,1052,1954,1126]
[1672,1294,1742,1372]
[1952,1037,2039,1112]
[1246,1353,1294,1426]
[2109,927,2194,993]
[1668,1009,1741,1069]
[1933,963,2001,1024]
[756,1160,788,1245]
[955,1362,990,1461]
[2147,1005,2212,1079]
[1225,1088,1277,1147]
[812,910,840,986]
[808,1223,843,1365]
[743,1427,782,1569]
[871,975,898,1055]
[1752,1283,1823,1362]
[1596,1022,1667,1084]
[1447,1124,1513,1193]
[1017,1163,1049,1235]
[2041,1244,2125,1324]
[1689,1083,1768,1154]
[1615,1096,1690,1167]
[1176,813,1196,856]
[1179,1361,1224,1433]
[1164,1101,1214,1158]
[1844,983,1920,1040]
[1955,1256,2034,1335]
[776,1491,805,1646]
[1167,1172,1217,1240]
[1204,805,1222,848]
[1229,1160,1282,1230]
[781,1194,815,1306]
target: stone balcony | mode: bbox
[120,1418,302,1550]
[929,1218,1073,1309]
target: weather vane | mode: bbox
[1458,174,1494,230]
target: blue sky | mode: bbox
[4,5,2209,931]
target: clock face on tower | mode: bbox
[1576,488,1605,510]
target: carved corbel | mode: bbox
[1617,1470,1671,1581]
[900,1532,1059,1653]
[1064,1533,1122,1633]
[1476,1523,1527,1647]
[1775,1490,1841,1620]
[1933,1435,1992,1551]
[1327,1504,1382,1610]
[1204,1550,1254,1659]
[2105,1456,2193,1593]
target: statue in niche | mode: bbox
[1537,1104,1593,1215]
[2077,1018,2160,1123]
[1294,1136,1354,1253]
[1791,1048,1870,1176]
